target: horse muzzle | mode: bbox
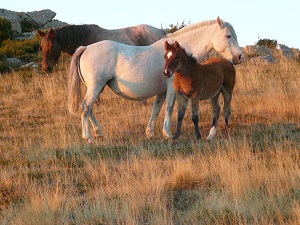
[232,53,244,65]
[163,68,173,78]
[42,65,53,73]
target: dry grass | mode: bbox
[0,57,300,224]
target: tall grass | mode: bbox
[0,57,299,224]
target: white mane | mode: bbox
[166,19,237,40]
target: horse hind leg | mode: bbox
[174,94,188,139]
[191,97,201,140]
[81,85,105,144]
[222,88,233,138]
[206,93,221,140]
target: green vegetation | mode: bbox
[256,38,278,49]
[164,21,190,33]
[0,34,40,73]
[0,17,13,45]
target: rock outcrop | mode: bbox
[0,8,68,39]
[242,44,299,64]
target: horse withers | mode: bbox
[68,17,243,144]
[38,24,166,73]
[164,41,236,140]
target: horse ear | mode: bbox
[49,28,55,38]
[164,41,170,50]
[217,16,223,28]
[174,41,180,51]
[37,29,45,37]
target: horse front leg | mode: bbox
[146,92,166,138]
[162,85,176,139]
[191,97,201,140]
[174,94,188,139]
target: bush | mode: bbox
[164,21,190,34]
[0,34,41,74]
[256,38,277,50]
[0,17,14,45]
[0,35,40,59]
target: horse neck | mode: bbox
[166,22,218,62]
[176,50,196,77]
[55,25,104,55]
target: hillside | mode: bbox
[0,55,299,224]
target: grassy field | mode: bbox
[0,56,300,224]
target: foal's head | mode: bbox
[163,41,196,78]
[38,28,61,73]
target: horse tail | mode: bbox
[68,46,87,116]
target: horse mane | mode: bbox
[179,46,197,65]
[166,20,217,38]
[166,19,237,39]
[54,24,104,54]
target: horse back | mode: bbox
[124,24,166,46]
[202,58,236,89]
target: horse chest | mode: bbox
[174,76,198,98]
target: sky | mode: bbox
[1,0,299,48]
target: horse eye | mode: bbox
[226,34,231,38]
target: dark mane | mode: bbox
[180,46,197,65]
[54,24,104,54]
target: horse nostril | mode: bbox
[239,54,243,62]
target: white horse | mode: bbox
[68,17,244,144]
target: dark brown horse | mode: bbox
[38,24,166,73]
[163,41,236,140]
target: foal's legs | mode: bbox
[222,88,233,137]
[174,94,188,139]
[146,92,166,138]
[206,93,221,140]
[191,98,201,140]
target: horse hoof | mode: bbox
[206,135,214,140]
[83,136,94,145]
[146,128,154,139]
[163,131,173,139]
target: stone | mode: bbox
[25,9,56,27]
[248,55,277,64]
[276,44,295,59]
[42,20,68,29]
[243,45,274,57]
[5,58,22,66]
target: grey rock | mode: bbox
[20,62,39,68]
[277,44,295,59]
[42,20,68,29]
[248,55,277,64]
[5,58,22,66]
[26,9,56,26]
[243,45,274,57]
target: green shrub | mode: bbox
[164,21,190,33]
[256,38,278,50]
[0,17,14,45]
[0,34,41,74]
[0,35,40,59]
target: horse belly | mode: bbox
[109,50,167,100]
[107,75,166,100]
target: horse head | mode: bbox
[38,28,61,73]
[210,17,244,65]
[163,41,181,78]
